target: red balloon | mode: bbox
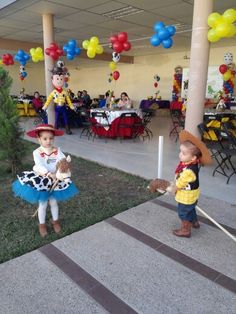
[113,41,123,53]
[112,71,120,80]
[219,64,228,74]
[123,41,131,51]
[154,82,158,88]
[118,32,128,43]
[110,35,118,44]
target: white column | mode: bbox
[185,0,213,137]
[42,14,55,125]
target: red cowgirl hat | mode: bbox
[179,130,212,165]
[26,124,64,138]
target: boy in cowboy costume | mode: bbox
[173,130,212,238]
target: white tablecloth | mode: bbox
[90,108,143,125]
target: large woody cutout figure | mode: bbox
[42,67,75,135]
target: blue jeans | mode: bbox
[177,201,198,222]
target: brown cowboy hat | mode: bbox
[26,124,64,138]
[179,130,212,165]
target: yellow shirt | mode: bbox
[44,89,74,110]
[175,168,200,205]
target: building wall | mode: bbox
[7,44,236,107]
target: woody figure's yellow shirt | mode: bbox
[44,89,74,110]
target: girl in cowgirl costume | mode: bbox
[12,124,78,237]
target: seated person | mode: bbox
[117,92,132,109]
[99,92,111,108]
[32,91,43,112]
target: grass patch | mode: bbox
[0,140,157,264]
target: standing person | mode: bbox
[172,130,211,238]
[12,124,78,238]
[42,67,75,135]
[32,91,48,123]
[118,92,132,109]
[82,90,91,108]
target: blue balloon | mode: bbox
[67,54,74,60]
[18,49,24,57]
[63,44,68,52]
[75,47,81,55]
[68,39,76,48]
[22,71,27,78]
[162,38,173,49]
[20,60,26,66]
[158,28,170,40]
[150,34,161,47]
[154,21,165,32]
[166,25,176,36]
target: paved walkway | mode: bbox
[1,194,236,314]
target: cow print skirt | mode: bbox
[12,171,79,204]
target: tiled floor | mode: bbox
[21,110,236,204]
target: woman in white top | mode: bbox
[117,92,132,109]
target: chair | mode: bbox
[117,112,143,141]
[211,124,236,183]
[169,109,185,142]
[141,110,153,140]
[79,109,93,140]
[91,111,111,141]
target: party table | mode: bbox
[140,99,170,110]
[90,108,144,138]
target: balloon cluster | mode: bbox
[2,53,14,66]
[45,42,64,61]
[108,52,121,82]
[219,53,235,100]
[19,65,27,81]
[150,22,176,49]
[63,39,81,60]
[82,36,104,59]
[172,66,183,101]
[207,8,236,43]
[14,49,30,66]
[29,47,44,63]
[109,32,131,53]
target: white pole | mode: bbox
[158,136,163,179]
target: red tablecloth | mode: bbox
[91,116,144,138]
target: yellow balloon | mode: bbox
[207,12,222,28]
[109,61,116,71]
[35,47,42,53]
[225,25,236,37]
[87,47,95,58]
[215,23,231,37]
[82,40,90,50]
[223,8,236,23]
[90,36,99,46]
[0,60,3,65]
[223,71,231,81]
[96,45,103,54]
[207,29,220,42]
[30,48,35,55]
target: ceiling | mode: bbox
[0,0,235,57]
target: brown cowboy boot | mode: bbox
[173,220,191,238]
[51,220,61,234]
[192,220,200,229]
[39,224,48,238]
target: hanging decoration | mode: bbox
[2,53,14,66]
[172,66,183,101]
[150,21,176,49]
[19,65,27,81]
[45,42,64,61]
[82,36,104,59]
[109,32,131,53]
[207,8,236,43]
[14,49,30,66]
[218,52,236,101]
[63,39,81,60]
[29,47,44,62]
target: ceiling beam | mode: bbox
[0,38,134,64]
